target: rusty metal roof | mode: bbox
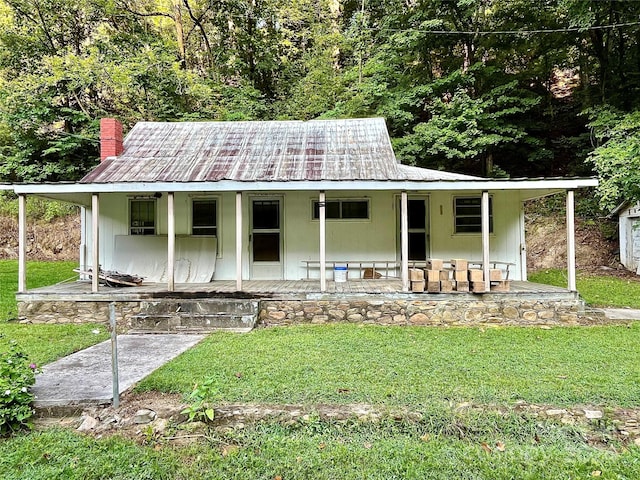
[81,118,478,184]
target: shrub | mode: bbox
[181,377,217,423]
[0,334,38,436]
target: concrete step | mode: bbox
[129,299,258,333]
[139,299,258,316]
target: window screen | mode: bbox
[454,197,493,234]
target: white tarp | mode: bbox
[111,235,217,283]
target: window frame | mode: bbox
[191,197,219,237]
[311,198,370,221]
[129,198,157,236]
[453,196,494,235]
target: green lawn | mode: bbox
[0,260,108,366]
[529,269,640,308]
[0,260,78,320]
[1,417,638,479]
[138,323,640,408]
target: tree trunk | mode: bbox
[173,0,186,68]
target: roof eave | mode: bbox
[12,177,598,195]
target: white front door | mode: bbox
[250,197,284,279]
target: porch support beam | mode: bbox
[319,191,326,292]
[91,193,99,293]
[18,194,26,293]
[235,192,243,291]
[401,191,409,292]
[566,189,577,292]
[481,190,490,292]
[167,192,175,292]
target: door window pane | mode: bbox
[253,201,279,229]
[408,199,426,229]
[409,232,426,261]
[253,233,280,261]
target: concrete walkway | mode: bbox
[601,308,640,320]
[32,334,205,408]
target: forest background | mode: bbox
[0,0,639,211]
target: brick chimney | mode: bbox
[100,118,124,161]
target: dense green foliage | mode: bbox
[138,323,640,407]
[0,334,37,436]
[1,0,640,205]
[0,192,78,221]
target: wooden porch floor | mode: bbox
[19,279,571,300]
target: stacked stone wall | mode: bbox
[258,298,604,326]
[18,301,140,326]
[18,296,605,327]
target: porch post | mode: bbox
[566,189,577,292]
[167,192,175,292]
[401,191,409,292]
[18,194,26,293]
[236,191,243,291]
[481,190,490,292]
[79,206,88,280]
[319,191,326,292]
[91,193,100,293]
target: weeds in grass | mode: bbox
[3,413,633,480]
[181,378,217,423]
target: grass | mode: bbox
[529,269,640,308]
[0,260,78,321]
[1,417,638,479]
[137,323,640,407]
[0,260,108,366]
[0,323,109,366]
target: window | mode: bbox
[130,199,156,235]
[192,199,217,236]
[312,199,369,220]
[454,197,493,234]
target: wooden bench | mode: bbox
[302,260,400,280]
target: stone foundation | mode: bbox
[18,300,140,326]
[18,295,606,328]
[257,298,605,327]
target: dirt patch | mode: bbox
[525,214,620,273]
[35,391,640,451]
[0,214,80,261]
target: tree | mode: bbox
[587,107,640,210]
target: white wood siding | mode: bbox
[84,189,526,282]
